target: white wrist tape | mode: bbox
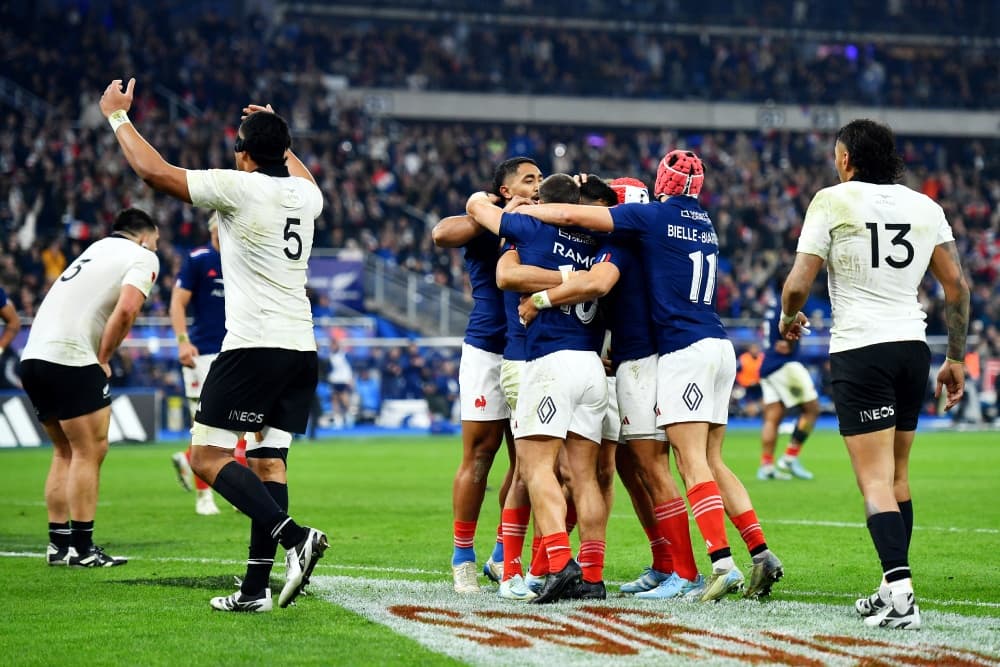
[780,311,797,326]
[531,290,552,309]
[108,109,131,133]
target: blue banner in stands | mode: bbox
[307,251,365,314]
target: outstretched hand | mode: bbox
[100,78,135,117]
[241,103,274,121]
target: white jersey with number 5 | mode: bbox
[187,169,323,352]
[797,181,953,353]
[21,237,159,366]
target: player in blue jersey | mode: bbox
[169,214,248,515]
[490,175,618,600]
[0,287,20,387]
[515,151,784,601]
[519,175,701,599]
[431,157,542,594]
[757,287,820,481]
[467,173,607,604]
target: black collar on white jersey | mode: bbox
[256,164,290,177]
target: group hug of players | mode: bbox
[434,150,784,604]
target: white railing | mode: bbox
[364,253,472,336]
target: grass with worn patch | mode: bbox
[0,429,997,665]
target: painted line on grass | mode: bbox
[310,575,1000,667]
[607,515,1000,535]
[3,550,997,610]
[766,519,1000,535]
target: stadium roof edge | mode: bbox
[330,88,1000,138]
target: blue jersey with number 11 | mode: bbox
[500,212,602,360]
[610,196,727,355]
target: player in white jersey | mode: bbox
[781,119,969,630]
[101,79,327,612]
[20,209,160,568]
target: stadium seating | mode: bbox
[0,1,997,428]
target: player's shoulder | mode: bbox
[188,245,215,260]
[890,183,943,214]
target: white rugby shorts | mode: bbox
[182,353,219,399]
[602,376,621,443]
[459,343,509,421]
[514,350,608,444]
[500,358,526,413]
[616,353,664,441]
[760,361,819,407]
[656,338,736,427]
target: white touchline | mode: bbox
[608,514,1000,534]
[2,550,998,610]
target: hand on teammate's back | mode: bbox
[517,295,538,326]
[99,78,135,117]
[503,195,533,211]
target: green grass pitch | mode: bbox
[0,429,997,665]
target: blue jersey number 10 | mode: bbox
[687,250,718,305]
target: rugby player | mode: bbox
[467,174,607,604]
[169,213,249,514]
[101,80,327,611]
[432,157,541,593]
[21,208,159,568]
[514,151,784,601]
[780,119,969,629]
[756,285,820,481]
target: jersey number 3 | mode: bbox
[284,218,302,260]
[865,222,914,269]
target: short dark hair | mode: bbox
[579,175,617,207]
[836,119,905,185]
[538,173,579,205]
[237,111,292,166]
[491,157,538,198]
[112,208,157,235]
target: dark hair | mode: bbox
[491,156,538,197]
[538,173,579,204]
[835,119,905,185]
[237,111,292,166]
[579,175,617,207]
[112,208,157,235]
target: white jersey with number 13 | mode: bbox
[796,181,954,353]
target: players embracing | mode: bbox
[517,150,784,601]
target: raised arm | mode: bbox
[496,249,563,292]
[513,203,614,232]
[432,215,483,248]
[100,79,191,202]
[929,240,970,410]
[518,262,621,325]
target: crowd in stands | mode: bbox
[1,2,998,424]
[352,0,997,37]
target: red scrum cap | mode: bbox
[655,150,704,198]
[609,177,649,204]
